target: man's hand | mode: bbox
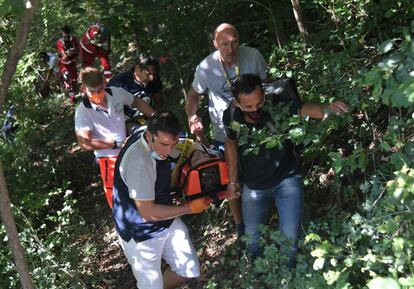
[188,114,204,137]
[189,197,211,214]
[226,182,241,200]
[323,101,349,119]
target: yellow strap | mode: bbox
[220,58,239,89]
[171,138,194,187]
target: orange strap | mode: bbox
[98,157,117,208]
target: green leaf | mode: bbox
[399,277,414,286]
[10,0,25,16]
[377,220,398,234]
[379,40,394,54]
[344,257,354,268]
[389,152,408,170]
[390,81,414,108]
[379,141,391,152]
[367,277,400,289]
[269,67,277,74]
[392,237,404,253]
[313,257,325,270]
[324,270,341,285]
[305,233,322,243]
[384,9,397,19]
[0,0,10,17]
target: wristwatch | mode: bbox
[112,140,121,149]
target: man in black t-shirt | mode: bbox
[223,74,348,265]
[109,53,163,134]
[108,53,163,112]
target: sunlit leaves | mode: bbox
[0,0,25,17]
[367,277,400,289]
[379,40,395,55]
[386,165,414,202]
[362,34,414,108]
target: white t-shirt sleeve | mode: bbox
[121,153,155,201]
[110,86,134,105]
[255,49,267,80]
[74,107,93,131]
[191,64,208,94]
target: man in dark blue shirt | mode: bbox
[223,74,348,265]
[108,53,163,112]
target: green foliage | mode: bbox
[360,24,414,108]
[1,0,414,288]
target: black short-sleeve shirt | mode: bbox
[223,96,304,189]
[108,68,163,102]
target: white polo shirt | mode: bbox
[118,130,157,200]
[74,86,133,158]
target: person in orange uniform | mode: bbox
[80,23,112,80]
[56,25,79,102]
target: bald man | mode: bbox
[185,23,267,238]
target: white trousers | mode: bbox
[120,218,200,289]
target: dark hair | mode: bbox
[38,51,48,61]
[62,25,71,34]
[135,53,160,75]
[147,110,181,137]
[79,66,104,87]
[231,73,263,100]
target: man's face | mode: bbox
[134,65,157,85]
[237,86,265,123]
[85,82,106,105]
[214,28,239,65]
[149,131,179,160]
[62,32,70,42]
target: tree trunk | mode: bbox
[290,0,309,43]
[0,162,34,289]
[0,1,41,288]
[0,0,40,109]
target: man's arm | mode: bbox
[135,198,210,221]
[185,87,201,119]
[225,138,241,199]
[152,91,163,109]
[131,97,155,117]
[75,129,118,151]
[44,68,52,83]
[300,101,348,120]
[185,87,210,145]
[56,40,67,59]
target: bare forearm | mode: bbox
[79,138,114,151]
[301,101,348,119]
[137,202,191,221]
[300,103,326,119]
[152,92,163,109]
[225,139,239,183]
[185,89,200,117]
[132,98,155,117]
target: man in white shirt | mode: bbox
[113,111,210,289]
[74,66,154,208]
